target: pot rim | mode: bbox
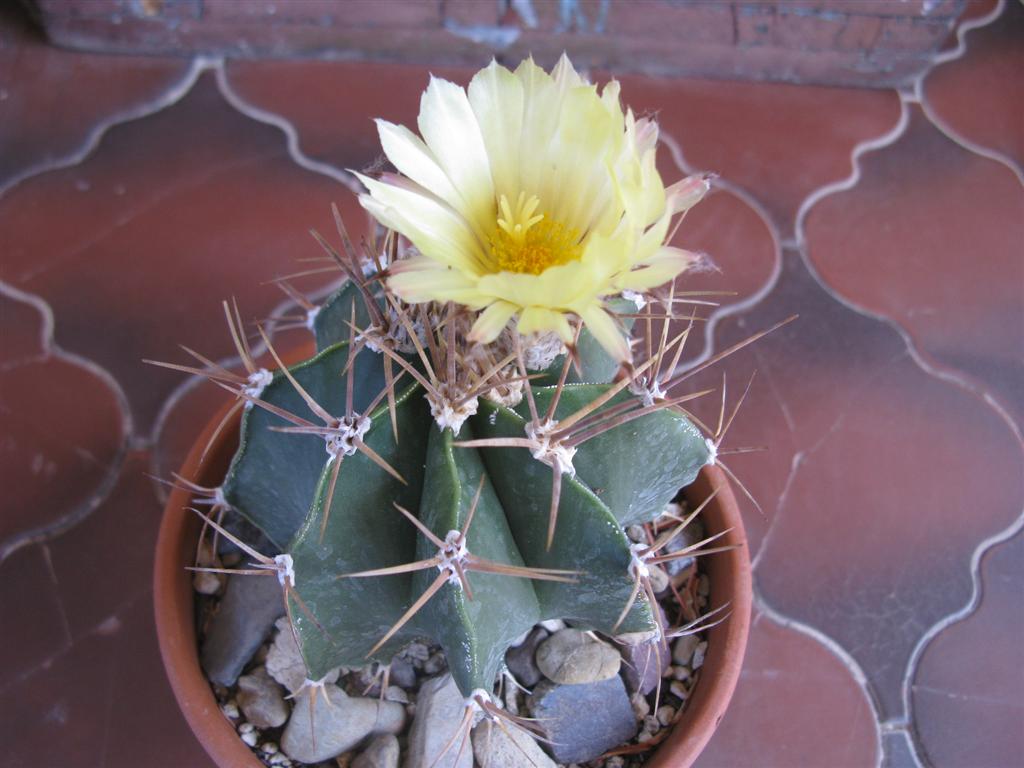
[154,394,751,768]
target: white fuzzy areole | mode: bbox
[704,437,718,466]
[525,419,577,476]
[274,553,295,588]
[436,529,470,586]
[324,415,372,461]
[428,390,478,435]
[242,368,274,409]
[304,305,321,330]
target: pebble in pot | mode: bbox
[201,572,285,686]
[236,667,288,728]
[530,676,638,764]
[280,684,405,764]
[471,721,555,768]
[405,674,473,768]
[353,733,400,768]
[504,626,548,688]
[535,628,621,684]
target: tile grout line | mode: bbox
[751,585,886,767]
[789,47,1024,766]
[0,282,133,564]
[656,130,786,371]
[660,122,890,766]
[914,0,1023,185]
[146,278,343,500]
[897,510,1024,768]
[212,61,362,195]
[0,56,221,558]
[0,57,211,199]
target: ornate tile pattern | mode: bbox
[0,2,1020,766]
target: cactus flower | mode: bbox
[356,54,709,362]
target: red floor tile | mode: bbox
[0,543,70,691]
[803,103,1024,431]
[0,72,371,437]
[695,609,879,768]
[0,293,127,555]
[2,8,1022,767]
[45,452,163,640]
[668,185,780,332]
[0,288,46,367]
[912,531,1024,768]
[223,59,476,176]
[923,0,1024,173]
[686,250,1023,721]
[614,72,903,240]
[0,589,215,768]
[0,4,192,191]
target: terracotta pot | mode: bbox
[155,394,751,768]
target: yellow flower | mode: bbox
[356,54,708,362]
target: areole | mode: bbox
[154,382,752,768]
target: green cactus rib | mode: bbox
[524,385,710,527]
[286,382,430,677]
[222,340,385,549]
[412,425,541,695]
[313,280,374,352]
[219,292,710,697]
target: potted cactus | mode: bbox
[155,55,778,767]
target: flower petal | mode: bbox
[418,76,495,237]
[613,246,698,291]
[375,119,465,216]
[468,60,524,203]
[518,306,574,342]
[579,304,630,362]
[468,300,519,343]
[388,257,487,307]
[355,172,486,274]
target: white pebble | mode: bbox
[630,692,650,720]
[693,641,708,670]
[260,742,278,755]
[670,681,689,700]
[221,701,239,719]
[241,730,258,747]
[657,705,677,726]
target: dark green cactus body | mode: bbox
[223,283,711,698]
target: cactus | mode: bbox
[153,55,799,759]
[225,269,715,697]
[155,228,785,704]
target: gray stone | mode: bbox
[404,674,473,768]
[281,684,405,764]
[536,629,620,684]
[353,733,400,768]
[672,633,700,666]
[530,676,638,764]
[504,627,548,688]
[237,666,288,728]
[619,605,671,695]
[388,656,417,689]
[662,516,704,576]
[647,564,670,594]
[201,572,285,686]
[620,637,670,696]
[471,721,555,768]
[266,616,339,694]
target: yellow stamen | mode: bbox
[490,193,583,275]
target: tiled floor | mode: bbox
[1,2,1021,766]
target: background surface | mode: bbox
[0,1,1021,766]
